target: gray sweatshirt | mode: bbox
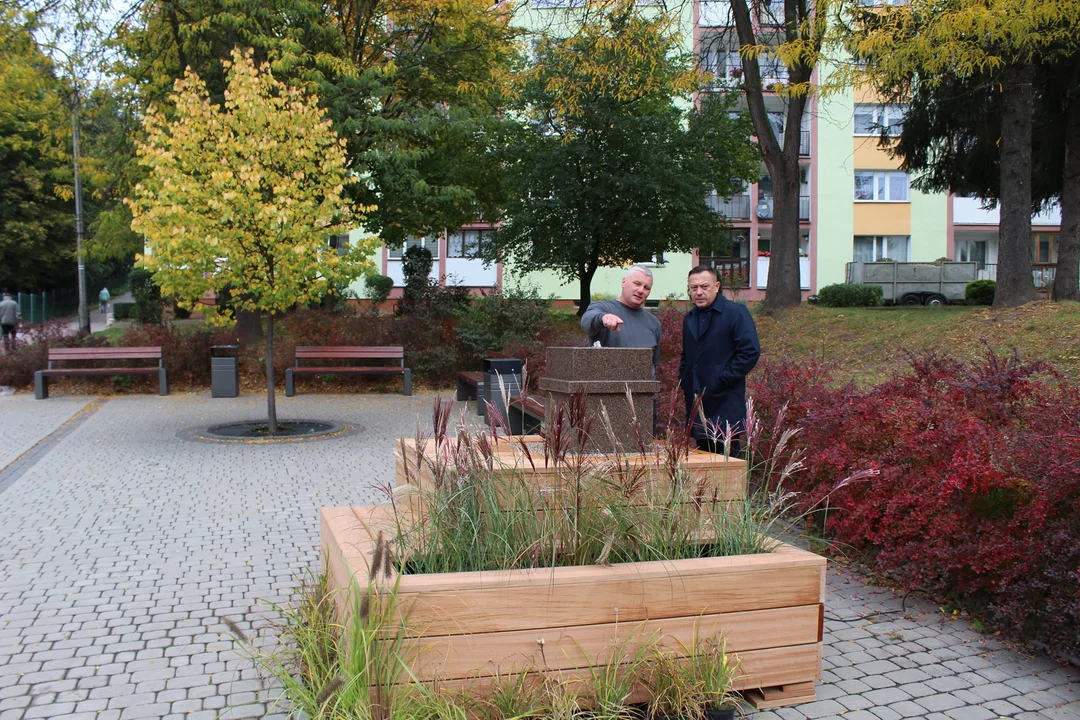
[580,299,661,367]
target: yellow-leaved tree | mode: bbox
[127,48,377,433]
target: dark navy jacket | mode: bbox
[679,295,761,439]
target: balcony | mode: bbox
[701,257,751,289]
[978,263,1057,288]
[753,195,811,221]
[707,193,751,218]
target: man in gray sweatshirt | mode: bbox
[0,293,21,353]
[580,265,661,367]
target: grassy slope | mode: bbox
[754,301,1080,386]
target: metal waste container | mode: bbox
[211,345,239,398]
[482,357,523,424]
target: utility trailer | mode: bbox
[845,261,977,306]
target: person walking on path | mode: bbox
[98,287,111,315]
[0,293,21,353]
[580,265,662,367]
[679,265,760,455]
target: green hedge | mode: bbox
[965,279,996,306]
[112,302,137,321]
[817,283,884,308]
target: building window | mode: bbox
[1033,233,1058,263]
[329,234,350,256]
[447,230,491,259]
[955,239,987,268]
[854,171,909,201]
[388,236,439,260]
[854,104,905,136]
[854,235,909,262]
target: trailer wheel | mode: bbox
[925,294,947,307]
[901,293,922,306]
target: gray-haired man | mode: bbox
[0,293,21,353]
[580,265,662,367]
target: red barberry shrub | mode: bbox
[748,348,1080,656]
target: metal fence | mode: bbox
[15,289,81,324]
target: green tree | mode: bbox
[491,0,758,315]
[0,11,75,292]
[843,0,1080,308]
[867,61,1079,302]
[114,0,521,245]
[128,49,377,432]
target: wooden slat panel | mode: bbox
[394,563,824,635]
[49,347,162,360]
[400,605,820,680]
[295,346,404,359]
[456,371,484,383]
[41,368,160,376]
[292,367,405,374]
[321,506,825,596]
[394,643,821,697]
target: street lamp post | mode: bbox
[72,85,90,335]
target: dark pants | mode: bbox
[1,324,14,352]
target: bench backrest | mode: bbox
[48,347,163,365]
[294,346,405,365]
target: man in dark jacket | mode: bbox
[679,266,760,454]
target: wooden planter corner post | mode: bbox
[321,505,825,710]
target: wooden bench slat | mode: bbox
[295,346,404,360]
[49,348,162,361]
[456,371,484,383]
[40,368,161,376]
[291,366,405,374]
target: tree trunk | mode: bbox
[993,63,1038,309]
[1054,86,1080,302]
[577,263,598,317]
[728,0,812,317]
[265,312,278,434]
[761,165,803,316]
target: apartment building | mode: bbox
[357,0,1062,305]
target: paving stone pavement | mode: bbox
[0,392,1077,720]
[0,395,93,471]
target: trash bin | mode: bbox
[482,357,523,424]
[211,345,239,398]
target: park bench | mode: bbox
[508,394,545,435]
[455,371,485,403]
[34,347,168,400]
[285,346,411,397]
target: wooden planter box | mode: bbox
[321,505,824,709]
[394,437,748,505]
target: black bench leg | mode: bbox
[34,371,48,400]
[403,368,412,396]
[456,377,475,401]
[285,369,295,397]
[158,368,169,396]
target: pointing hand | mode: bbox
[602,314,624,331]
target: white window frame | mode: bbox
[854,235,910,262]
[388,235,440,260]
[854,103,906,137]
[854,170,909,202]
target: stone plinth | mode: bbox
[538,347,661,452]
